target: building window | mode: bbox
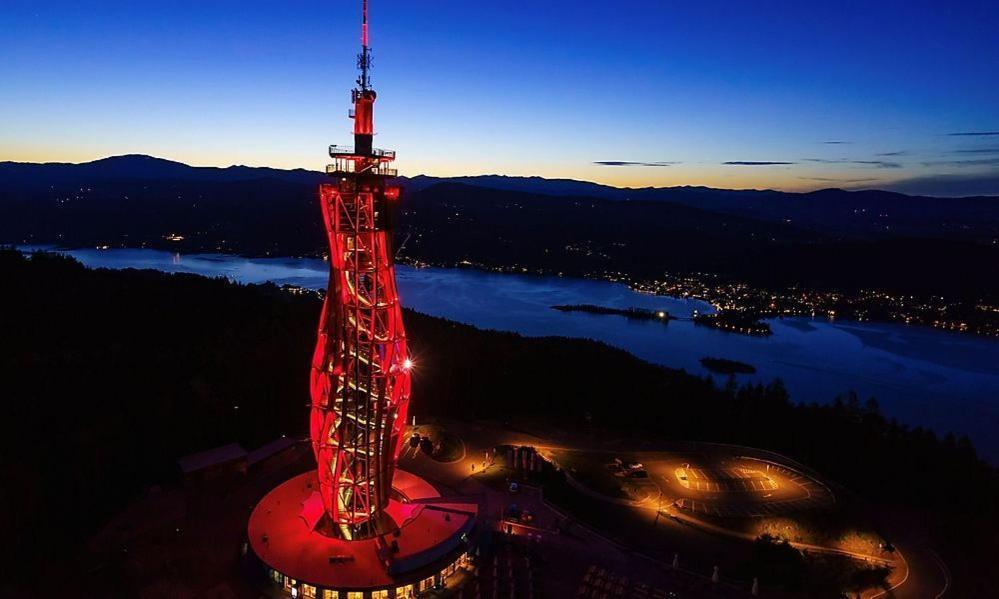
[322,591,339,599]
[395,585,414,598]
[371,591,389,599]
[284,577,296,593]
[302,584,317,598]
[270,569,284,585]
[419,577,434,592]
[346,592,364,599]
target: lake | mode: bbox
[23,247,999,462]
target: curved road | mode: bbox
[405,419,951,598]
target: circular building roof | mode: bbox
[247,470,477,591]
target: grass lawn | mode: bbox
[548,449,632,500]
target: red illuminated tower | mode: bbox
[310,0,411,539]
[247,5,477,595]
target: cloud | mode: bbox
[593,161,678,167]
[951,147,999,155]
[821,140,851,144]
[859,173,999,197]
[803,158,902,169]
[920,157,999,167]
[799,176,879,183]
[876,151,907,157]
[947,131,999,137]
[854,160,902,169]
[722,161,796,166]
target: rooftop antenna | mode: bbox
[357,0,372,91]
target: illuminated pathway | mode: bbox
[399,419,951,598]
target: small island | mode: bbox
[693,311,772,336]
[552,304,673,323]
[700,357,757,375]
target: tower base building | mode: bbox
[247,470,477,598]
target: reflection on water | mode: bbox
[21,246,999,461]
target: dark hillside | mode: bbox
[2,156,997,299]
[0,250,996,595]
[402,183,998,298]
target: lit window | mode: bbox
[371,591,389,599]
[284,578,296,592]
[322,591,339,599]
[395,585,414,598]
[302,584,317,599]
[347,593,364,599]
[270,569,284,585]
[419,577,434,591]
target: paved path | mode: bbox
[406,419,950,598]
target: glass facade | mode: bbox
[264,546,472,598]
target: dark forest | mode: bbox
[0,249,995,595]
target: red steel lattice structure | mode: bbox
[310,0,410,539]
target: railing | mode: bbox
[326,160,398,177]
[329,145,396,160]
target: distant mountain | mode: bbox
[1,155,997,299]
[399,174,999,241]
[400,183,997,299]
[0,154,326,189]
[400,174,629,198]
[399,181,820,272]
[3,155,996,241]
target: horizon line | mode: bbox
[2,152,998,199]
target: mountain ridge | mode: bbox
[4,153,998,199]
[2,154,997,243]
[2,154,997,304]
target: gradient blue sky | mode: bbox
[2,0,998,195]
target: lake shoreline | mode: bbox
[13,245,999,462]
[15,242,998,339]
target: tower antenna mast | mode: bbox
[358,0,372,91]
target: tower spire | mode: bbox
[357,0,371,91]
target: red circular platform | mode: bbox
[247,470,477,593]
